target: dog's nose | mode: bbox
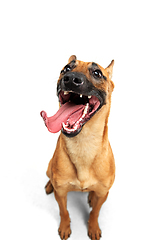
[63,72,84,87]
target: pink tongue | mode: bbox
[40,102,85,133]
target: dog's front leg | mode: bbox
[88,191,109,240]
[54,190,71,240]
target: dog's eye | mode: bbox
[64,65,71,72]
[92,69,103,79]
[61,65,72,74]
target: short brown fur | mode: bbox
[45,56,115,240]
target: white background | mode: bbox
[0,0,160,239]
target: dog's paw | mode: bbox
[88,221,102,240]
[45,180,54,194]
[58,219,71,240]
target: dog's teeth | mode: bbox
[81,103,89,118]
[80,94,83,98]
[88,96,91,99]
[64,91,69,95]
[62,122,78,132]
[62,103,89,133]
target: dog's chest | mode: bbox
[69,175,97,191]
[65,134,101,187]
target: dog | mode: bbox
[40,55,115,240]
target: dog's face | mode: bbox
[57,55,114,137]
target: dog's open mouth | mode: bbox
[58,90,101,136]
[41,90,102,137]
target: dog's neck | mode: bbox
[61,104,110,182]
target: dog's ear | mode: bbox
[105,60,114,79]
[68,55,77,63]
[105,60,114,92]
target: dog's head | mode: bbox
[57,55,114,137]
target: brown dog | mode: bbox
[41,55,115,240]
